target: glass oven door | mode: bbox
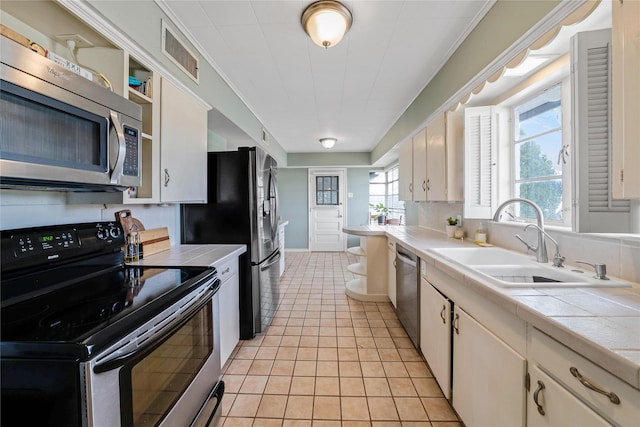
[86,282,221,427]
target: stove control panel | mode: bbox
[1,222,126,273]
[13,229,80,256]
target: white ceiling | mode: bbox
[161,0,493,153]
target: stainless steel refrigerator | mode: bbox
[181,146,280,339]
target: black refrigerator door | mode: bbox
[181,151,253,247]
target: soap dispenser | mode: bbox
[475,223,487,245]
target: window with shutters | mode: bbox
[463,25,635,232]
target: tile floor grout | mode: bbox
[220,251,461,427]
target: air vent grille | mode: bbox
[162,20,199,83]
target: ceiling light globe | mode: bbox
[302,1,352,49]
[319,138,337,149]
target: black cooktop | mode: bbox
[0,222,216,360]
[0,264,214,358]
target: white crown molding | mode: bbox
[57,0,211,110]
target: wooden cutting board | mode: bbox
[139,227,170,257]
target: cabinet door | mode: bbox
[445,110,464,202]
[398,139,413,201]
[387,241,396,308]
[527,365,610,427]
[612,0,640,199]
[419,278,451,398]
[218,267,240,368]
[452,306,526,427]
[425,114,447,201]
[412,128,427,201]
[160,78,208,203]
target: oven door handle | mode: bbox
[93,281,217,374]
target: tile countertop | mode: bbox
[130,244,247,268]
[343,225,640,390]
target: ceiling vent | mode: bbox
[161,20,199,83]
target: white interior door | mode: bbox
[309,168,346,252]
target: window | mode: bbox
[369,165,404,223]
[315,175,339,205]
[512,84,565,222]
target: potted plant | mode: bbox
[446,217,458,237]
[369,203,389,224]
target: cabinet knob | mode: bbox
[164,169,170,187]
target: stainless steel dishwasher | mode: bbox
[396,244,420,348]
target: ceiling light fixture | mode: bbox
[319,138,337,149]
[301,1,352,49]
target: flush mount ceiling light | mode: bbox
[319,138,337,149]
[301,1,352,49]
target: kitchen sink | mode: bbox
[470,264,630,288]
[429,247,532,266]
[426,247,631,288]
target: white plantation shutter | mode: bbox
[572,29,631,233]
[464,106,497,218]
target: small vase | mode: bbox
[377,215,385,225]
[446,225,457,238]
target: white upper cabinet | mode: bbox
[398,137,414,201]
[399,111,463,202]
[413,128,428,201]
[425,114,447,201]
[612,0,640,199]
[398,129,427,202]
[159,78,208,203]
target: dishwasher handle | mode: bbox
[396,251,417,268]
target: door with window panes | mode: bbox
[309,168,345,252]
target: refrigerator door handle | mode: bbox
[260,250,281,271]
[267,167,279,243]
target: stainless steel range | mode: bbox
[1,222,224,427]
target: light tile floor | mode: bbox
[220,252,461,427]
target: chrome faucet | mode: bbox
[522,224,565,267]
[492,198,548,263]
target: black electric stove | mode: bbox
[0,222,219,426]
[1,222,216,358]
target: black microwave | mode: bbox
[0,37,142,192]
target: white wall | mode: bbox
[0,189,181,243]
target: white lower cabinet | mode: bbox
[216,258,240,368]
[387,239,396,307]
[452,306,526,427]
[529,327,639,426]
[527,364,611,427]
[419,277,451,398]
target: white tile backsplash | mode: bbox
[417,201,640,284]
